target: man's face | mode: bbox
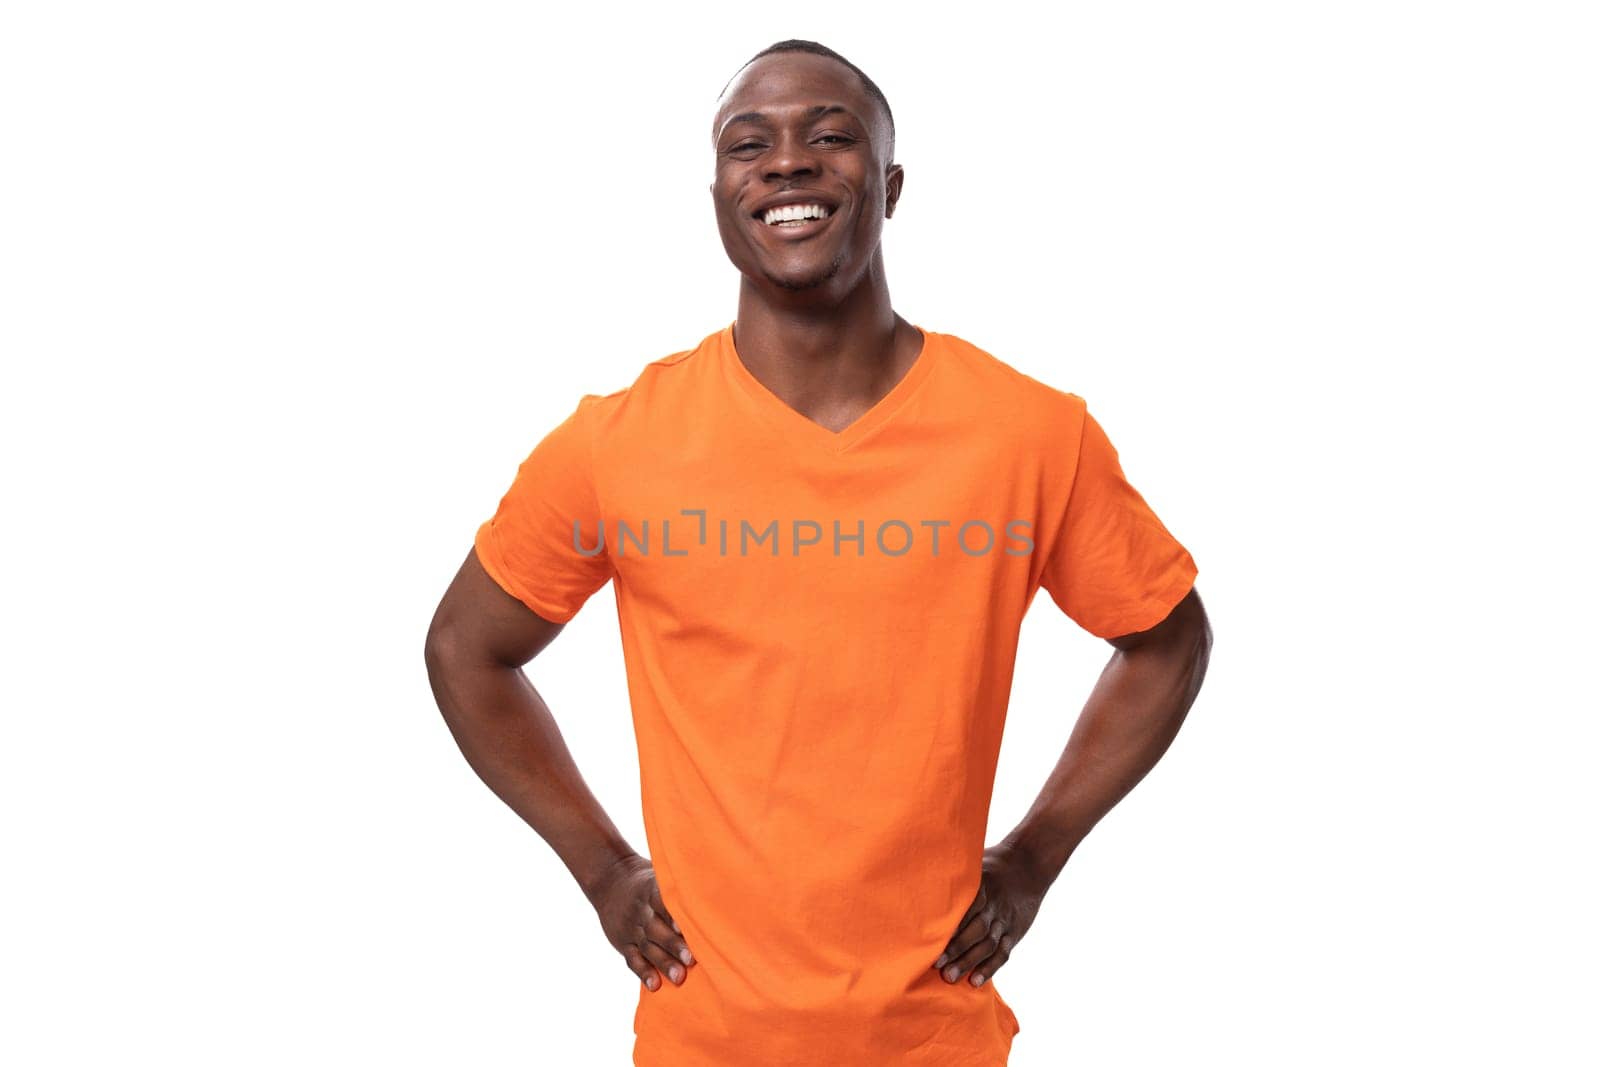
[710,52,902,297]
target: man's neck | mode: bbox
[730,272,921,432]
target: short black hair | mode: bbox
[718,40,896,159]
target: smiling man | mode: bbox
[424,39,1213,1067]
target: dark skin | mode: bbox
[933,587,1211,987]
[708,51,921,433]
[423,559,691,992]
[423,49,1214,998]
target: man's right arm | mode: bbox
[422,546,639,903]
[425,547,698,990]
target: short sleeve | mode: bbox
[1039,403,1199,639]
[473,396,613,624]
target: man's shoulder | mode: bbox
[574,325,725,425]
[928,327,1087,423]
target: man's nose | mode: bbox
[763,131,820,181]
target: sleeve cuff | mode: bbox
[472,520,580,625]
[1091,557,1199,639]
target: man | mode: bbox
[424,39,1212,1066]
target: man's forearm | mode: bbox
[424,644,637,900]
[999,620,1211,890]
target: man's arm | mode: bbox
[423,546,638,899]
[998,585,1214,891]
[423,547,698,990]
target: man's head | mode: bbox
[709,41,903,299]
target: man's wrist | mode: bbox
[577,846,645,903]
[997,823,1083,894]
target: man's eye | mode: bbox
[730,143,765,154]
[816,135,853,145]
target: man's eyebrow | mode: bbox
[720,104,857,131]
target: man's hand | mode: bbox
[932,843,1050,987]
[587,853,697,992]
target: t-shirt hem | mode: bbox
[634,1050,1012,1067]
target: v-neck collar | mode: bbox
[717,321,941,456]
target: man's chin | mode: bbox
[767,273,831,292]
[757,254,846,293]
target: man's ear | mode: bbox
[885,163,905,219]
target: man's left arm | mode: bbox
[935,396,1213,984]
[1001,584,1212,886]
[933,587,1213,985]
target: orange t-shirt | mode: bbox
[473,322,1199,1066]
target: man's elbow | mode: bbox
[1172,586,1213,665]
[1171,590,1213,696]
[1186,590,1213,656]
[423,601,473,677]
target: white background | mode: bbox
[4,1,1596,1064]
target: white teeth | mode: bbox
[762,203,831,225]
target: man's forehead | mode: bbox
[712,53,878,137]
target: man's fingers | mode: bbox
[646,911,696,969]
[934,912,993,973]
[968,933,1017,986]
[940,917,1006,982]
[944,933,997,983]
[647,884,691,953]
[932,884,991,969]
[640,938,687,985]
[623,945,663,991]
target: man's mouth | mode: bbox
[757,203,833,229]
